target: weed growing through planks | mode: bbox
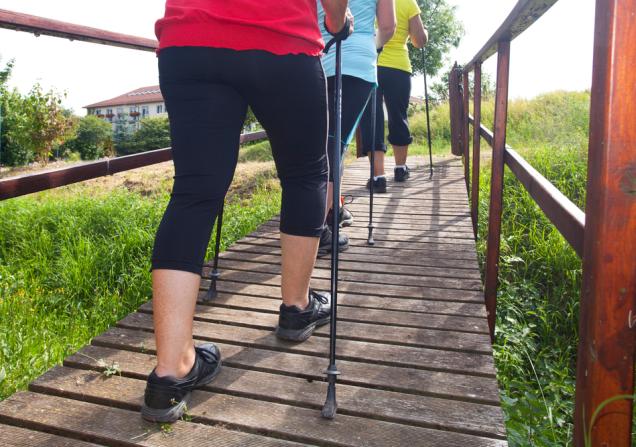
[159,423,174,436]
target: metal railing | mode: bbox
[0,9,268,201]
[448,0,636,444]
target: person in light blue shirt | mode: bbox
[317,0,396,255]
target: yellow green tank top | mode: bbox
[378,0,421,73]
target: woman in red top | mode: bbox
[143,0,349,423]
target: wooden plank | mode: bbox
[203,259,483,291]
[206,270,485,303]
[30,367,507,443]
[226,242,481,270]
[117,313,497,377]
[232,238,480,263]
[65,347,507,439]
[0,424,102,447]
[138,302,492,351]
[0,392,304,447]
[194,288,488,319]
[247,233,480,257]
[260,221,477,241]
[92,327,501,405]
[214,251,482,280]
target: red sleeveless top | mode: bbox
[155,1,324,56]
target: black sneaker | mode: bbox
[141,343,222,423]
[394,166,411,182]
[276,290,331,341]
[318,225,349,256]
[326,206,354,227]
[366,176,387,193]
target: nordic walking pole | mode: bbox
[322,23,349,419]
[422,48,434,179]
[204,200,224,301]
[367,87,377,246]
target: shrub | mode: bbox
[63,115,113,160]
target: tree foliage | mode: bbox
[1,57,74,166]
[64,115,113,160]
[20,85,75,163]
[430,69,496,103]
[409,0,464,77]
[116,116,171,155]
[0,56,14,88]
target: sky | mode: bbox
[0,0,596,114]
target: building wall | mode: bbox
[87,101,167,131]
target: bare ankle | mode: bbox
[283,297,309,310]
[155,347,196,379]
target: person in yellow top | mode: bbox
[360,0,427,190]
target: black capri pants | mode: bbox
[327,75,374,181]
[359,66,413,155]
[152,47,328,275]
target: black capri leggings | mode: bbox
[359,66,413,155]
[326,75,374,181]
[152,47,328,275]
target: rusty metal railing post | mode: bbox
[449,64,464,157]
[483,40,510,340]
[470,63,482,239]
[462,69,470,194]
[573,0,636,444]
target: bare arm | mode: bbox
[408,14,428,48]
[320,0,349,34]
[376,0,396,49]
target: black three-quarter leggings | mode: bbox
[152,47,329,275]
[359,66,413,155]
[326,75,374,181]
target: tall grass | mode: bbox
[478,146,587,446]
[407,90,591,160]
[0,172,281,400]
[437,91,589,446]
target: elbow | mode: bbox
[379,22,396,41]
[412,38,424,49]
[413,31,428,49]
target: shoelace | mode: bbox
[195,345,219,364]
[310,289,329,305]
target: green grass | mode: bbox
[0,171,281,400]
[478,145,586,446]
[455,91,590,446]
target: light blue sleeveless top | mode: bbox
[317,0,378,84]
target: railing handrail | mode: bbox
[0,130,267,201]
[0,8,157,52]
[469,116,585,256]
[463,0,558,71]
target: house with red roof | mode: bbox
[84,85,166,130]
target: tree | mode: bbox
[429,69,496,104]
[64,115,113,160]
[0,56,14,88]
[6,84,74,164]
[132,116,170,151]
[409,0,464,77]
[116,116,171,155]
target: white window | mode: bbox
[142,106,149,117]
[156,104,163,114]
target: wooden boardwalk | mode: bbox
[0,157,507,446]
